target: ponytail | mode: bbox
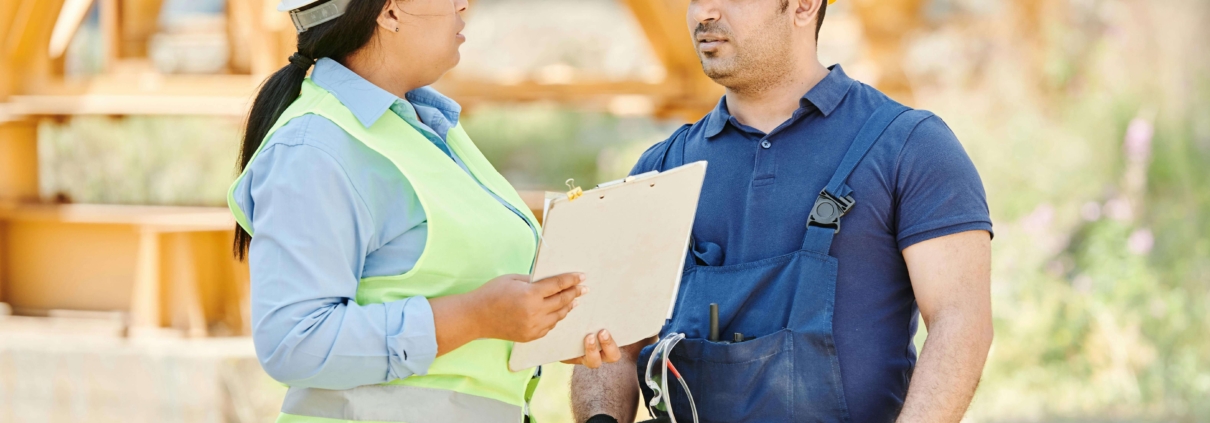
[234,0,391,260]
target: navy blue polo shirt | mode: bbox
[632,66,992,422]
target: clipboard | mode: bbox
[508,161,708,371]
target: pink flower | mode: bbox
[1127,228,1154,256]
[1124,118,1154,163]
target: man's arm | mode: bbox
[571,340,651,423]
[897,230,993,422]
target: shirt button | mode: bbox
[761,140,772,149]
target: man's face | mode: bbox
[688,0,795,89]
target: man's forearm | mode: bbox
[571,342,645,423]
[896,314,993,422]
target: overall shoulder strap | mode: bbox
[801,101,915,254]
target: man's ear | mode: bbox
[792,0,824,28]
[376,0,401,32]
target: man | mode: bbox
[570,0,993,422]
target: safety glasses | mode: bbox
[643,333,698,423]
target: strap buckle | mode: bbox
[807,190,855,233]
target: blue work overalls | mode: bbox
[637,102,927,423]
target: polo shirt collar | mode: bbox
[703,64,857,139]
[311,58,398,128]
[803,64,856,117]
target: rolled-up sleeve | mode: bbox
[236,130,438,390]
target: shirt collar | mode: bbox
[310,58,399,128]
[703,64,856,139]
[405,86,462,128]
[803,64,855,117]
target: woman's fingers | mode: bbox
[542,284,587,312]
[533,273,585,297]
[580,333,604,369]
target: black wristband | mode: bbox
[586,415,619,423]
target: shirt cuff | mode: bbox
[385,296,439,380]
[898,218,994,251]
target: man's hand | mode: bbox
[572,338,655,423]
[562,330,623,369]
[897,230,993,422]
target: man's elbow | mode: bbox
[976,319,994,354]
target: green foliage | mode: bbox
[37,116,242,206]
[461,103,679,190]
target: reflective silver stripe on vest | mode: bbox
[281,385,523,423]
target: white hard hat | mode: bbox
[278,0,352,33]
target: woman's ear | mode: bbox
[376,0,401,32]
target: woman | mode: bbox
[228,0,621,421]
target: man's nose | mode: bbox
[455,0,469,13]
[688,0,722,26]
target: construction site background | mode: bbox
[1,0,1208,422]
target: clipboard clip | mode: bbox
[565,179,584,201]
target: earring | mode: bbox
[394,26,399,32]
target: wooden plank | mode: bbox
[7,0,68,91]
[117,0,164,59]
[99,0,118,69]
[167,233,207,338]
[0,220,7,304]
[0,120,39,203]
[4,220,141,312]
[229,255,251,335]
[618,0,723,121]
[437,78,674,104]
[227,0,255,74]
[128,227,162,334]
[3,0,39,61]
[0,204,235,231]
[620,0,696,72]
[5,93,252,116]
[49,0,94,59]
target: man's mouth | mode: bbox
[697,35,728,51]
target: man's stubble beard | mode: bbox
[699,16,795,96]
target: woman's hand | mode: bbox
[472,273,587,342]
[562,329,623,369]
[430,273,587,356]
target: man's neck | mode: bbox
[725,61,830,134]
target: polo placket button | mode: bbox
[761,140,772,149]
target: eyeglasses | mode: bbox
[643,333,698,423]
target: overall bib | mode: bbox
[638,102,920,423]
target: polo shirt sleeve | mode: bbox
[630,124,691,176]
[630,140,671,176]
[893,115,994,250]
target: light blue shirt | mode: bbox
[232,58,532,389]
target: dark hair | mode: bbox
[816,0,828,41]
[233,0,389,260]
